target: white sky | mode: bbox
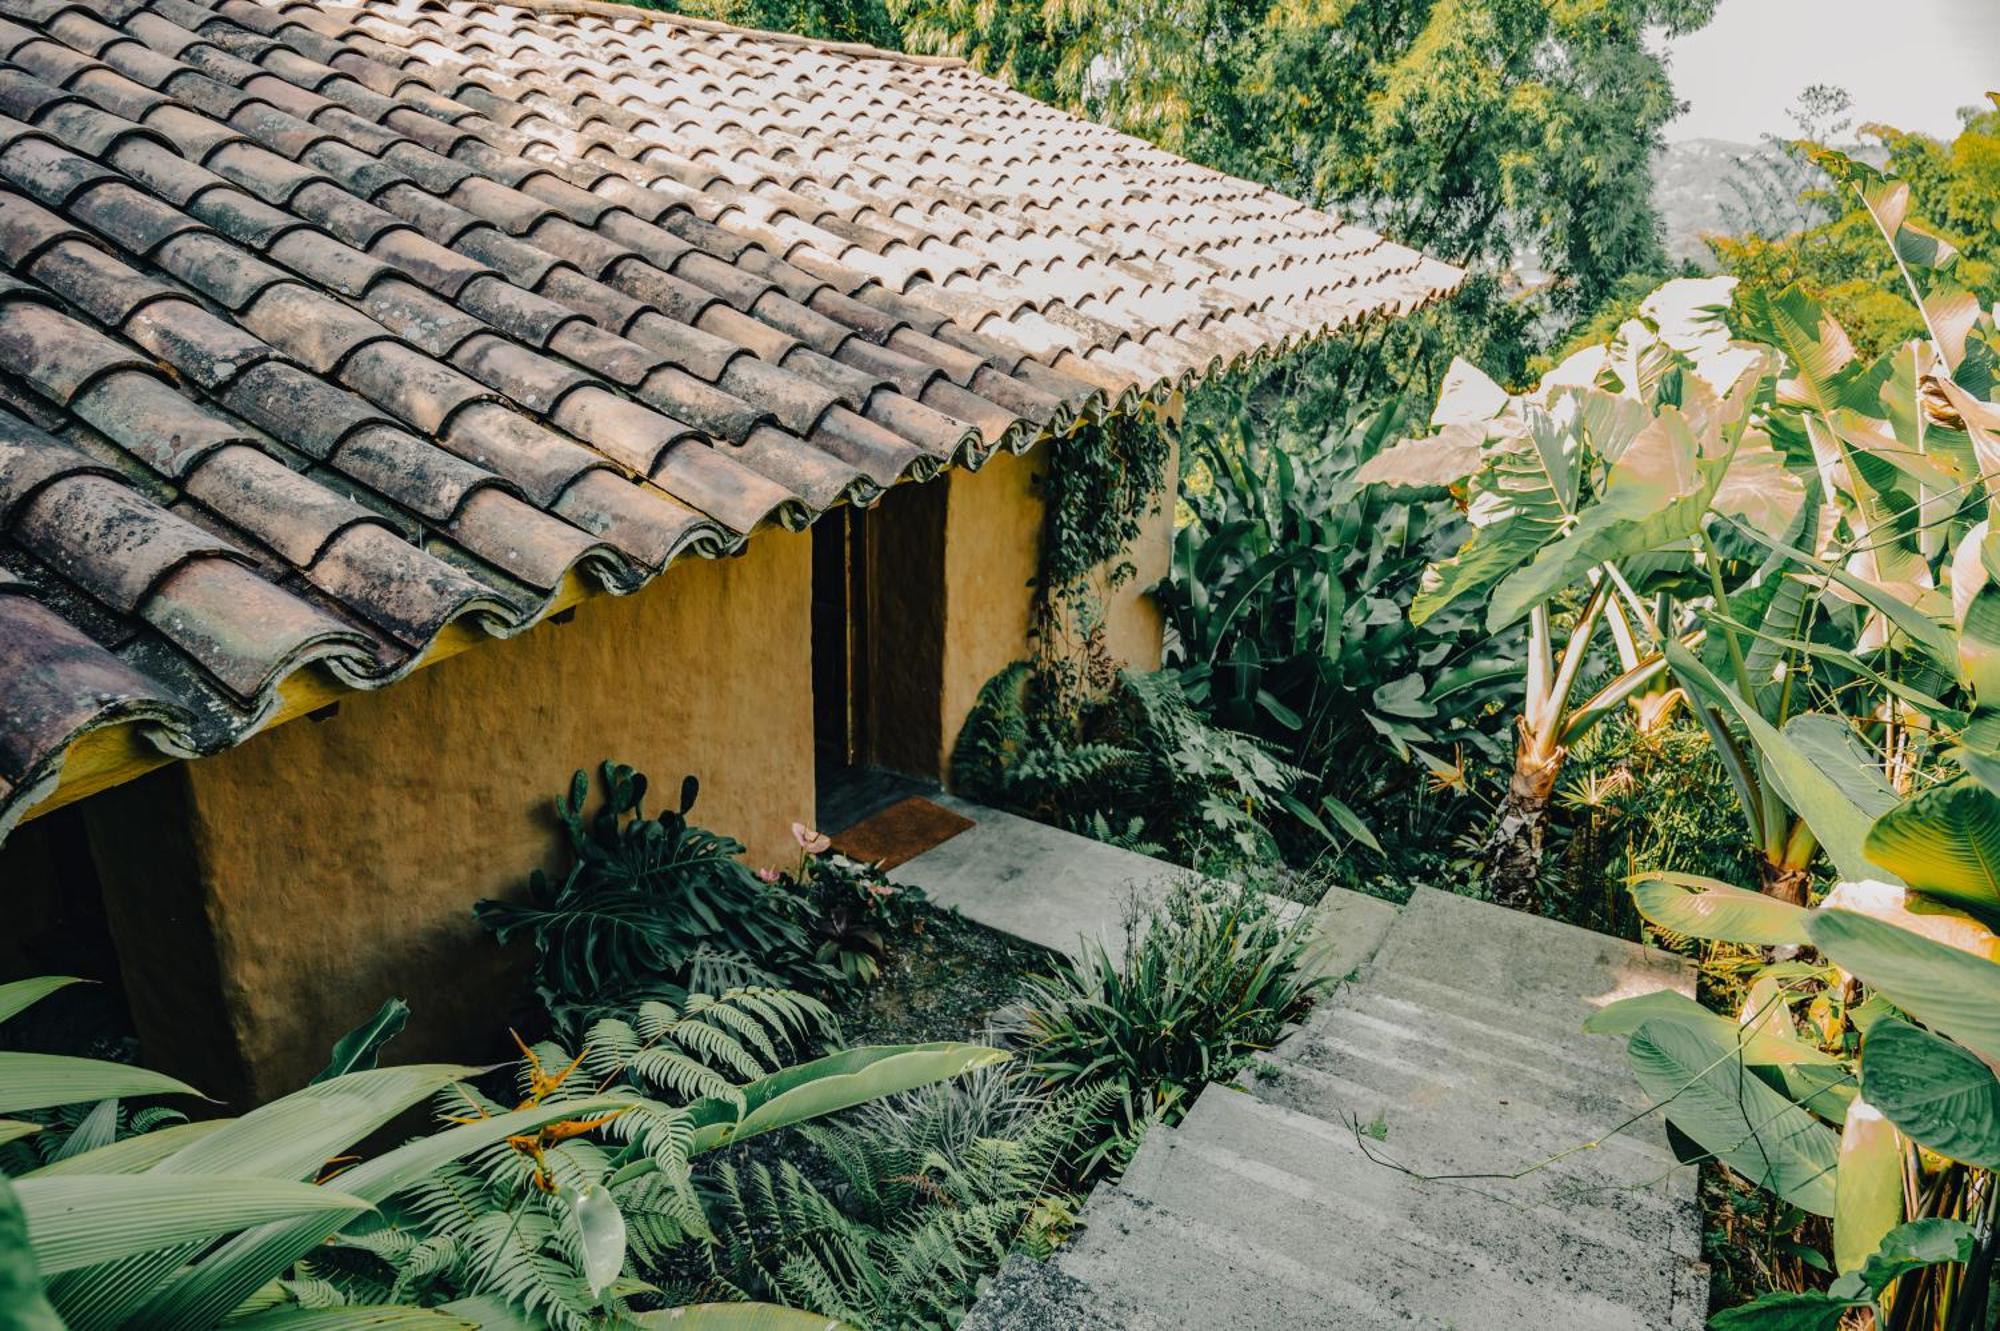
[1663,0,2000,143]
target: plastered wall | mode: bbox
[91,532,816,1103]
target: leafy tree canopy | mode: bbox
[1711,97,2000,360]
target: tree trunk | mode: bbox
[1483,724,1564,912]
[1757,857,1812,907]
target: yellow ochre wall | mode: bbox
[65,437,1173,1105]
[93,531,817,1104]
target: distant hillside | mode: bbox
[1651,137,1891,270]
[1651,138,1769,269]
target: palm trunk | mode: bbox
[1483,722,1564,912]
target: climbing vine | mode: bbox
[1027,409,1174,718]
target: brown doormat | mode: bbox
[830,796,976,870]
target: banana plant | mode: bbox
[1359,287,1788,908]
[1667,148,2000,903]
[1598,778,2000,1330]
[0,978,998,1329]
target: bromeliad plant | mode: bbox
[1361,285,1796,908]
[1016,876,1327,1173]
[0,975,1005,1330]
[1601,776,2000,1329]
[762,823,927,985]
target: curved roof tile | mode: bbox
[0,0,1460,841]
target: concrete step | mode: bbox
[889,795,1307,966]
[1302,884,1400,985]
[1279,981,1661,1125]
[1243,1039,1689,1204]
[1055,1188,1416,1329]
[958,1254,1166,1331]
[1121,1087,1705,1324]
[1362,886,1693,1028]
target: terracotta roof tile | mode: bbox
[0,0,1459,840]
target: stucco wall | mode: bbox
[93,533,817,1103]
[937,447,1047,769]
[930,439,1175,773]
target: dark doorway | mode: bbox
[811,484,951,833]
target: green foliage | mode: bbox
[699,1074,1110,1328]
[1600,766,2000,1324]
[314,999,412,1084]
[766,832,929,986]
[0,975,998,1330]
[1162,393,1513,867]
[475,764,824,1029]
[1714,103,2000,363]
[950,664,1300,872]
[1017,878,1325,1167]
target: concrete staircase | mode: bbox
[962,885,1710,1331]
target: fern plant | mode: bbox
[303,988,842,1327]
[476,763,828,1029]
[950,662,1301,873]
[700,1074,1114,1330]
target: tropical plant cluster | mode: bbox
[1346,145,2000,1323]
[0,971,1005,1330]
[474,765,932,1027]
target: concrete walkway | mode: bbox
[890,795,1210,968]
[957,880,1710,1331]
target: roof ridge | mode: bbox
[465,0,970,69]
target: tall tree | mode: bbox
[894,0,1716,328]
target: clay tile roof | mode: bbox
[0,0,1461,841]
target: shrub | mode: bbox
[699,1071,1112,1329]
[1016,877,1327,1170]
[951,664,1300,875]
[476,763,826,1029]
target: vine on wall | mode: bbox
[1027,409,1175,720]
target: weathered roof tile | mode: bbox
[0,0,1458,842]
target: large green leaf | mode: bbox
[1667,641,1899,885]
[1629,872,1812,947]
[23,1120,230,1178]
[1808,910,2000,1064]
[0,1176,65,1331]
[1860,1017,2000,1168]
[1627,1018,1840,1216]
[0,977,83,1026]
[0,1121,41,1147]
[1409,410,1576,626]
[1349,422,1484,493]
[1863,781,2000,914]
[684,1043,1010,1154]
[225,1309,476,1329]
[1587,992,1852,1120]
[1832,1099,1903,1274]
[1489,408,1728,631]
[15,1176,366,1275]
[0,1054,202,1116]
[131,1095,644,1331]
